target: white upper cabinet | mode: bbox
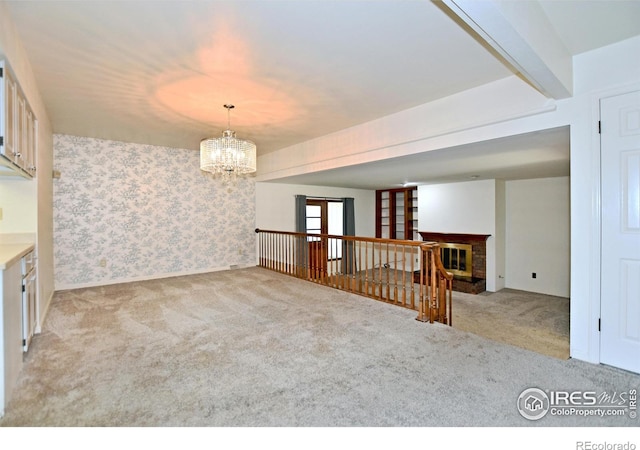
[0,60,37,179]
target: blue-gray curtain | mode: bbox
[342,198,355,274]
[295,195,307,233]
[295,195,307,276]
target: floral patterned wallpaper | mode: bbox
[53,134,256,289]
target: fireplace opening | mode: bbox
[440,243,473,279]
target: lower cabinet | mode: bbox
[0,247,36,417]
[0,260,23,417]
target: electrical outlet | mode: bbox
[100,258,107,267]
[0,207,3,221]
[532,272,537,279]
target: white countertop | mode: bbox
[0,243,35,270]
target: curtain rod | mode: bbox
[303,196,346,201]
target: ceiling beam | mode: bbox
[440,0,572,99]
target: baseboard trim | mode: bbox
[35,289,55,334]
[54,264,257,292]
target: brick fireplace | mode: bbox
[418,232,491,294]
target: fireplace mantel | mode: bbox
[418,232,491,243]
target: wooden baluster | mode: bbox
[364,242,369,296]
[377,242,383,300]
[379,243,389,300]
[448,277,453,326]
[383,242,389,301]
[378,241,381,298]
[416,245,424,321]
[332,237,337,288]
[281,233,285,273]
[313,236,317,282]
[280,233,284,273]
[299,235,305,279]
[266,232,269,269]
[338,238,341,288]
[357,240,362,293]
[401,244,407,307]
[430,247,437,324]
[287,234,291,274]
[439,275,444,323]
[312,236,316,281]
[261,231,265,268]
[392,242,398,304]
[277,233,281,272]
[413,246,418,310]
[270,232,275,271]
[273,232,277,272]
[274,232,278,271]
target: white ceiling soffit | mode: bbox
[266,126,570,190]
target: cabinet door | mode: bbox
[25,108,36,176]
[15,92,26,169]
[22,270,37,352]
[2,68,17,160]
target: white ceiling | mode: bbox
[4,0,640,189]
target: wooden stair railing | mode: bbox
[255,229,453,326]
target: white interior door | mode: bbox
[600,90,640,374]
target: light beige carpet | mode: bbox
[451,289,570,360]
[353,268,569,359]
[0,267,635,427]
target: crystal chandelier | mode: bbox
[200,104,257,175]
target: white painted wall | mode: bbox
[418,179,500,291]
[0,178,37,233]
[255,182,375,237]
[418,179,495,233]
[505,177,569,297]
